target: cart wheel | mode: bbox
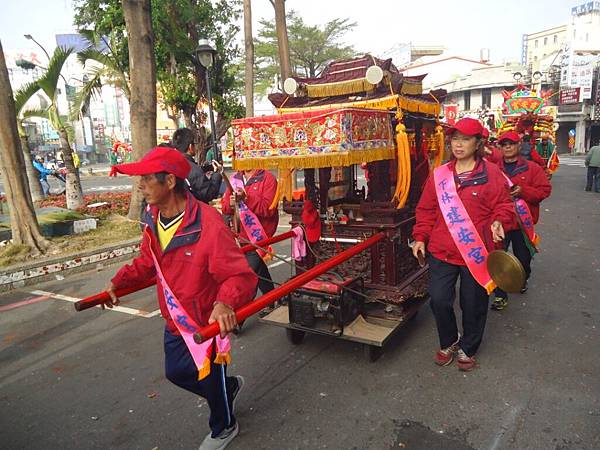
[286,329,305,345]
[364,344,383,362]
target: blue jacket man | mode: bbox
[33,155,53,196]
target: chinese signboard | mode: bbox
[560,88,581,104]
[505,97,544,114]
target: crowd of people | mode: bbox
[96,121,557,449]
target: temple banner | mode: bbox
[231,108,395,170]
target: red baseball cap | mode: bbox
[497,131,521,143]
[301,200,321,243]
[110,146,191,179]
[445,117,484,136]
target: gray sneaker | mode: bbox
[231,375,245,415]
[199,422,239,450]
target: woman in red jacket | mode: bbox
[490,131,552,310]
[412,118,514,371]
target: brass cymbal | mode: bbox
[487,250,526,293]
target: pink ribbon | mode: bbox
[291,226,306,261]
[434,164,496,294]
[231,177,271,258]
[499,172,540,248]
[147,228,230,380]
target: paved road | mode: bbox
[1,161,599,450]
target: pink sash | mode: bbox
[499,172,540,248]
[434,164,497,294]
[231,176,271,259]
[147,228,230,380]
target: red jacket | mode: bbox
[221,170,279,240]
[112,193,257,335]
[413,159,514,266]
[496,157,552,227]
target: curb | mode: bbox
[0,238,141,293]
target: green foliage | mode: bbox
[254,10,357,94]
[73,0,245,129]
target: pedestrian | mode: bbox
[172,128,223,203]
[489,131,552,311]
[412,117,514,371]
[32,155,54,197]
[221,167,278,311]
[584,142,600,192]
[104,147,257,450]
[519,135,546,167]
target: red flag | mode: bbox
[547,149,560,174]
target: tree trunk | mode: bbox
[123,0,157,220]
[273,0,292,85]
[19,133,44,203]
[244,0,254,117]
[0,41,50,253]
[59,129,85,210]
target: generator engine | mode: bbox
[287,275,364,332]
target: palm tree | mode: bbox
[70,29,130,120]
[0,40,50,253]
[14,81,45,202]
[24,46,85,210]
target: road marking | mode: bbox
[0,295,51,312]
[86,185,133,192]
[28,290,160,318]
[268,256,292,269]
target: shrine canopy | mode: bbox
[231,108,395,170]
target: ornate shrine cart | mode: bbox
[496,85,559,164]
[232,55,447,360]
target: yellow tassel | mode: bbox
[213,351,231,366]
[392,111,411,209]
[233,147,395,171]
[306,78,375,98]
[431,125,445,171]
[197,357,212,381]
[400,81,423,96]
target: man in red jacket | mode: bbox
[490,131,552,310]
[104,147,257,450]
[221,169,278,300]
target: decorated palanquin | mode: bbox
[497,85,559,165]
[234,54,448,359]
[232,108,395,170]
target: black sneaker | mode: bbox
[520,281,528,294]
[491,297,508,311]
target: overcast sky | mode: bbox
[0,0,575,63]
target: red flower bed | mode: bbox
[39,192,132,218]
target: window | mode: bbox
[544,37,548,45]
[586,33,589,42]
[554,34,558,43]
[535,39,539,48]
[464,91,471,110]
[534,56,538,61]
[481,88,492,109]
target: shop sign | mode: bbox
[559,88,581,104]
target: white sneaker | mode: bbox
[199,422,239,450]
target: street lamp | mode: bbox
[24,34,50,60]
[195,39,220,163]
